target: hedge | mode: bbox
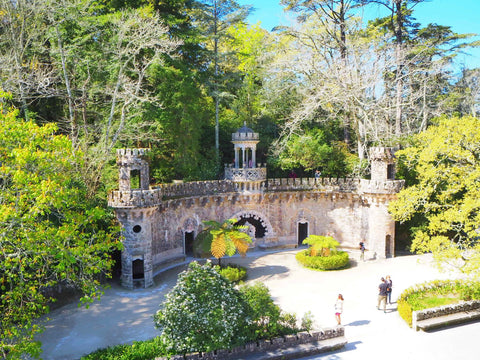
[397,280,480,327]
[295,249,349,270]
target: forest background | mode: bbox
[1,0,480,357]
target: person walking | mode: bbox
[377,277,388,313]
[335,294,344,325]
[386,275,393,304]
[359,241,366,262]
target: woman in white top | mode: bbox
[335,294,344,325]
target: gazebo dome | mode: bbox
[237,124,254,134]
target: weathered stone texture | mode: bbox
[109,147,403,288]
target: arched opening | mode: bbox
[236,216,266,239]
[132,258,144,280]
[185,231,194,256]
[298,222,308,246]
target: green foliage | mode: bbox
[193,230,214,258]
[80,336,169,360]
[276,129,355,177]
[389,116,480,276]
[302,235,339,257]
[217,265,247,283]
[397,300,413,327]
[0,96,121,358]
[240,283,305,340]
[397,280,480,327]
[154,261,250,355]
[296,250,350,271]
[203,219,252,264]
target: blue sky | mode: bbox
[237,0,480,70]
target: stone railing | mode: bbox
[358,179,405,194]
[266,177,360,192]
[412,300,480,331]
[155,327,346,360]
[232,132,259,141]
[108,189,163,208]
[108,177,405,207]
[155,180,237,199]
[224,167,267,182]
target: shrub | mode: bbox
[154,261,250,355]
[240,283,305,340]
[397,280,480,327]
[193,230,213,258]
[81,337,169,360]
[295,249,349,270]
[397,300,413,327]
[217,264,247,283]
[302,235,339,257]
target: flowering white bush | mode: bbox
[154,261,251,354]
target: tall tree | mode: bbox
[389,116,480,276]
[191,0,251,166]
[0,93,121,358]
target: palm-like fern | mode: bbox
[302,235,339,257]
[204,218,252,265]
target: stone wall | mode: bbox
[155,327,345,360]
[413,300,480,322]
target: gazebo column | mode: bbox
[242,147,246,168]
[234,147,239,168]
[252,146,256,168]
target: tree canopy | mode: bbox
[0,93,121,358]
[389,116,480,276]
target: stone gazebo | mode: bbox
[224,123,266,193]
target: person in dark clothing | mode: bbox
[386,275,393,304]
[377,277,388,313]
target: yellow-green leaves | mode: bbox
[204,219,252,263]
[389,116,480,276]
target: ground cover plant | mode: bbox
[296,235,349,270]
[397,280,480,327]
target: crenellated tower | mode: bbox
[109,149,156,289]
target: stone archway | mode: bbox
[230,210,274,240]
[181,216,201,256]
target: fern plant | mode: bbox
[302,235,339,257]
[203,218,252,266]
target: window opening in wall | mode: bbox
[387,164,395,180]
[132,258,144,279]
[185,231,194,256]
[133,225,142,233]
[298,222,308,246]
[130,169,141,189]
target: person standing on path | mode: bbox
[386,275,393,304]
[335,294,344,325]
[359,241,366,262]
[377,277,388,313]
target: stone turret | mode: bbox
[117,148,150,191]
[110,149,156,289]
[370,147,396,181]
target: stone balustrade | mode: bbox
[108,189,163,208]
[108,177,405,208]
[225,167,267,181]
[232,132,259,141]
